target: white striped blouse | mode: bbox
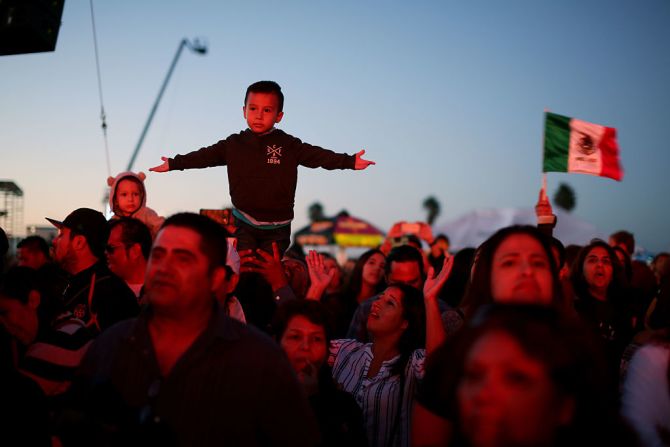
[329,339,425,447]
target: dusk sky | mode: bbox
[2,0,669,252]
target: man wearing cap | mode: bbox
[47,208,139,332]
[0,208,139,403]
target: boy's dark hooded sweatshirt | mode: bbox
[169,129,356,222]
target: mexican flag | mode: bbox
[543,112,623,181]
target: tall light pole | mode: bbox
[125,38,207,172]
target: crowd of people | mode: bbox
[0,195,668,447]
[1,80,668,446]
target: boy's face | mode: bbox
[243,92,284,134]
[115,179,142,216]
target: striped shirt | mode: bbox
[329,339,425,447]
[20,317,93,396]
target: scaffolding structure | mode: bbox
[0,180,24,239]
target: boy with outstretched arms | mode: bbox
[150,80,374,254]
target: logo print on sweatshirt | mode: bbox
[267,145,282,165]
[73,303,88,320]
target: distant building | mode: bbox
[0,180,24,254]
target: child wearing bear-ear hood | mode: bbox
[107,171,164,238]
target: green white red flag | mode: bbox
[543,112,623,181]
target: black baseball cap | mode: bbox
[46,208,109,257]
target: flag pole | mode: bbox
[541,108,549,200]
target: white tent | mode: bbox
[434,208,605,251]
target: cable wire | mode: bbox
[90,0,112,177]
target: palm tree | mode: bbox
[308,202,326,222]
[553,183,576,212]
[422,196,441,226]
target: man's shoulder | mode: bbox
[92,264,137,294]
[75,317,142,379]
[90,317,139,347]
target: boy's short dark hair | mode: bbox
[245,81,284,113]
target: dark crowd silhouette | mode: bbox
[2,200,669,446]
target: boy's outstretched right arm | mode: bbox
[149,156,170,173]
[149,137,231,173]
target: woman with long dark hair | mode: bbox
[343,249,387,304]
[441,225,564,337]
[415,225,566,447]
[571,239,635,392]
[308,249,387,338]
[307,251,450,447]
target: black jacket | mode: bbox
[170,129,356,221]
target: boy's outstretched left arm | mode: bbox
[354,149,375,170]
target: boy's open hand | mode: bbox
[354,150,375,170]
[149,156,170,173]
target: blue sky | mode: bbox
[2,0,669,252]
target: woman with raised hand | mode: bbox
[306,252,349,338]
[306,250,452,447]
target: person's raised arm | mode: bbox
[354,149,375,170]
[423,254,453,355]
[535,187,557,230]
[305,250,335,301]
[239,242,290,294]
[149,156,170,173]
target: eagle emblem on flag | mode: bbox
[577,133,595,156]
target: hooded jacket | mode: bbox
[107,171,164,237]
[169,129,356,222]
